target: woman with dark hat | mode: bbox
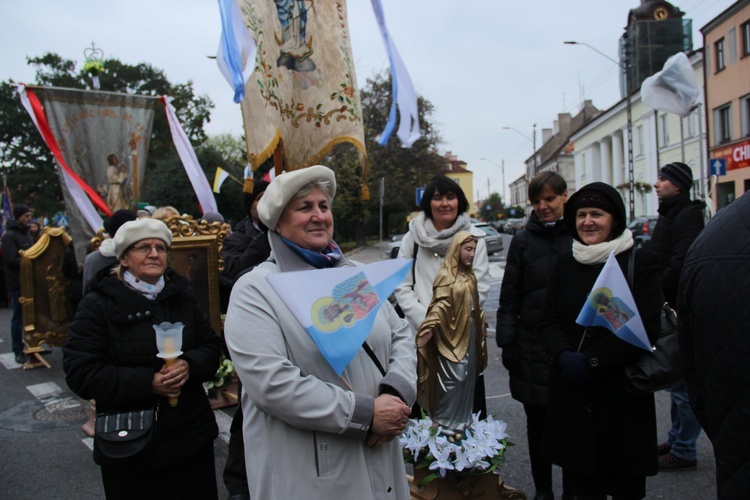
[539,182,662,499]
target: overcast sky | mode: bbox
[1,0,736,201]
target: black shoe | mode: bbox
[658,452,697,471]
[14,353,25,364]
[533,492,554,500]
[657,441,671,456]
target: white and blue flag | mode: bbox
[266,259,412,375]
[576,252,652,351]
[217,0,257,103]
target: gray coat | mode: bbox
[225,232,417,500]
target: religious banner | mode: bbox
[238,0,366,171]
[32,86,158,263]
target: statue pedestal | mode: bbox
[408,468,527,500]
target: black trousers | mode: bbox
[100,444,218,500]
[223,394,249,497]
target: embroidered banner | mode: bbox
[32,86,158,263]
[238,0,366,171]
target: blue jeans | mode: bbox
[10,290,24,355]
[666,380,701,460]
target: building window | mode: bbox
[683,111,696,138]
[716,38,726,72]
[742,21,750,58]
[660,114,669,147]
[741,94,750,138]
[715,104,732,144]
[636,125,644,155]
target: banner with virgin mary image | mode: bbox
[32,86,158,263]
[238,0,366,171]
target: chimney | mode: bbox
[542,128,553,144]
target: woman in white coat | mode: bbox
[224,166,417,500]
[394,175,490,417]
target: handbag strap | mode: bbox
[362,341,386,376]
[627,248,635,291]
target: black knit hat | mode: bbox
[243,180,270,215]
[564,182,627,243]
[658,162,693,193]
[13,204,31,220]
[104,209,137,237]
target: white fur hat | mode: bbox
[113,218,173,259]
[258,165,337,230]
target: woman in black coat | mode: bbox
[63,218,221,500]
[497,172,572,500]
[539,183,661,500]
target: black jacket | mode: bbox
[2,220,33,291]
[62,269,221,468]
[539,248,662,477]
[496,212,571,407]
[221,217,271,282]
[678,193,750,499]
[647,193,704,305]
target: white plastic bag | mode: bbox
[640,52,700,117]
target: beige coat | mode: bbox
[225,232,417,499]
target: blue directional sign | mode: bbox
[416,187,425,206]
[710,158,727,176]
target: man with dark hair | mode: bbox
[648,162,705,472]
[678,191,750,499]
[220,178,270,500]
[497,171,573,500]
[2,204,34,364]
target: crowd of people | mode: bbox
[3,162,747,500]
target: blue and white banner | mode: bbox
[576,252,652,351]
[370,0,421,147]
[266,259,412,375]
[217,0,257,103]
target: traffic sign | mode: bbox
[416,187,425,206]
[710,158,727,176]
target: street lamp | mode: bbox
[564,40,635,221]
[502,125,538,175]
[480,157,506,204]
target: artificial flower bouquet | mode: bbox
[205,358,235,399]
[400,413,510,489]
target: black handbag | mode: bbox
[622,250,683,395]
[95,407,156,459]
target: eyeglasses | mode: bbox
[130,243,168,255]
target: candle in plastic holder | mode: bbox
[154,322,184,407]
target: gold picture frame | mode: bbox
[19,226,73,368]
[166,215,227,335]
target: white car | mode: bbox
[387,234,405,259]
[472,222,504,255]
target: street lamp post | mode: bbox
[480,157,505,203]
[564,40,635,221]
[502,126,538,176]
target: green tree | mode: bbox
[478,192,506,222]
[0,53,214,217]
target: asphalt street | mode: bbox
[0,233,717,499]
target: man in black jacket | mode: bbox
[678,191,750,499]
[647,162,704,472]
[2,204,34,364]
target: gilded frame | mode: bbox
[19,227,73,351]
[166,216,227,335]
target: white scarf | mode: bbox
[572,229,634,265]
[123,270,165,300]
[409,212,472,255]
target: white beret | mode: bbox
[114,218,174,259]
[258,165,337,230]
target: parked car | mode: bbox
[628,216,658,248]
[472,222,504,255]
[387,233,405,259]
[505,218,525,235]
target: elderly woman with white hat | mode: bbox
[224,165,417,500]
[63,218,221,499]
